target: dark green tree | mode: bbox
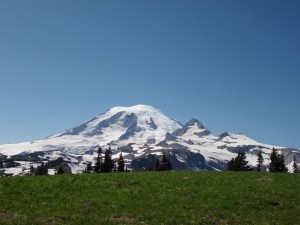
[160,153,172,171]
[278,153,288,172]
[269,148,288,173]
[117,153,125,172]
[56,165,65,175]
[256,150,264,172]
[154,158,160,171]
[84,162,93,173]
[269,148,287,172]
[101,147,114,173]
[94,147,103,173]
[154,153,172,171]
[35,162,48,176]
[269,148,278,172]
[293,156,299,174]
[227,151,251,171]
[227,158,236,171]
[27,165,35,176]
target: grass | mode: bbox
[0,171,299,224]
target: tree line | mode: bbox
[227,147,299,173]
[31,162,66,176]
[31,146,173,176]
[84,147,172,173]
[84,147,129,173]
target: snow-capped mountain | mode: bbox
[0,105,299,175]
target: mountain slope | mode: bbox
[0,104,299,175]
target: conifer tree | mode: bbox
[101,147,114,173]
[56,165,65,175]
[154,158,160,171]
[35,162,48,176]
[278,152,288,172]
[227,158,236,171]
[84,162,93,173]
[161,153,172,171]
[269,148,287,172]
[117,153,125,172]
[154,153,172,171]
[293,156,299,174]
[256,150,264,172]
[269,148,278,172]
[94,147,103,173]
[227,151,251,171]
[29,165,35,176]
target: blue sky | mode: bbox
[0,0,299,148]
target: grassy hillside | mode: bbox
[0,171,299,225]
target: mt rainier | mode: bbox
[0,105,299,175]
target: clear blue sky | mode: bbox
[0,0,299,148]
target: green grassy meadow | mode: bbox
[0,171,299,225]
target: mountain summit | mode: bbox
[0,104,298,175]
[52,104,181,146]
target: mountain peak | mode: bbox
[108,104,158,113]
[219,132,230,138]
[172,119,211,137]
[54,104,182,145]
[186,118,206,129]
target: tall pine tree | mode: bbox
[154,153,172,171]
[269,148,288,172]
[29,165,35,176]
[278,153,288,172]
[256,150,264,172]
[154,158,160,171]
[94,147,103,173]
[269,148,278,172]
[56,165,65,175]
[160,153,172,171]
[292,156,299,174]
[84,162,93,173]
[101,147,114,173]
[35,162,48,176]
[227,151,251,171]
[117,153,125,172]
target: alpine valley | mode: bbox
[0,105,299,176]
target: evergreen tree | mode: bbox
[236,151,251,171]
[227,151,251,171]
[227,158,236,171]
[56,165,65,175]
[154,153,172,171]
[256,150,264,172]
[269,148,288,172]
[117,153,125,172]
[160,153,172,171]
[101,147,114,173]
[94,147,103,173]
[35,162,48,176]
[84,162,93,173]
[29,165,35,176]
[154,158,161,171]
[269,148,278,172]
[278,153,288,172]
[293,156,299,174]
